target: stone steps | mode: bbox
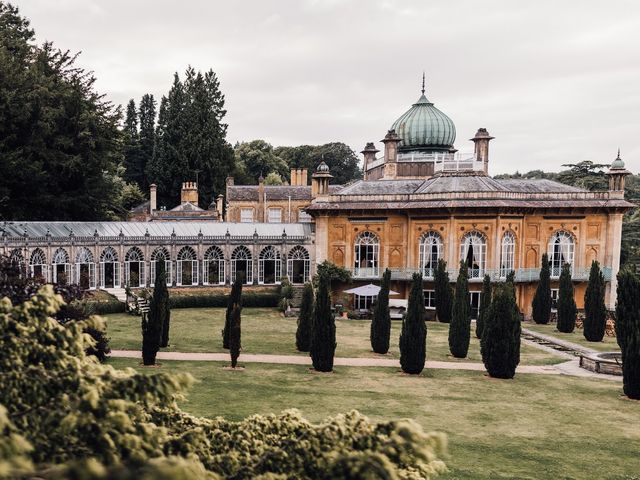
[103,288,127,303]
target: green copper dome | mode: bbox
[390,92,456,152]
[611,149,625,169]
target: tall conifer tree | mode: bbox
[229,305,242,368]
[310,272,336,372]
[616,268,640,399]
[399,273,427,374]
[476,275,492,339]
[370,269,392,354]
[296,282,314,352]
[434,259,453,323]
[223,275,242,349]
[556,263,577,333]
[449,262,471,358]
[532,253,552,324]
[142,260,166,365]
[138,93,156,190]
[583,261,607,342]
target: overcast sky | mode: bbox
[17,0,640,175]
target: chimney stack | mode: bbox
[180,181,199,204]
[470,128,495,175]
[291,168,298,186]
[216,194,224,221]
[361,142,379,180]
[150,184,157,213]
[258,175,265,222]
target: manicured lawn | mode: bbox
[523,322,620,353]
[108,357,639,480]
[105,308,564,365]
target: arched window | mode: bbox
[75,247,96,289]
[28,248,47,281]
[52,247,70,285]
[287,246,310,284]
[354,231,379,278]
[177,246,198,286]
[500,232,516,278]
[231,246,253,284]
[99,247,120,288]
[150,247,172,287]
[203,246,225,285]
[460,231,486,279]
[125,247,145,288]
[259,246,281,284]
[419,232,443,278]
[549,231,574,277]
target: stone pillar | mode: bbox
[605,212,624,309]
[448,216,457,271]
[315,216,329,264]
[360,142,379,181]
[257,176,265,222]
[470,128,494,175]
[381,130,401,180]
[150,184,157,213]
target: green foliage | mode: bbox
[161,293,172,348]
[263,172,284,185]
[311,272,336,372]
[399,273,427,374]
[615,268,640,399]
[296,283,314,352]
[584,261,607,342]
[481,284,521,378]
[449,262,470,358]
[315,260,352,284]
[532,253,552,324]
[233,139,289,184]
[229,305,241,368]
[143,260,166,364]
[168,292,278,309]
[223,276,242,349]
[370,269,392,354]
[556,263,577,333]
[123,99,143,188]
[434,259,452,323]
[476,275,492,339]
[278,276,294,312]
[137,93,156,191]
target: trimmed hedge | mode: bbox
[168,292,279,309]
[86,300,126,315]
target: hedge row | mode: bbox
[168,292,279,309]
[86,300,126,315]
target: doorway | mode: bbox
[470,292,481,320]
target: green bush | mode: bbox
[532,253,552,324]
[584,260,607,342]
[615,268,640,400]
[85,300,126,315]
[449,262,470,358]
[296,282,314,352]
[557,263,577,333]
[370,269,392,354]
[311,271,336,372]
[168,292,279,309]
[476,275,492,339]
[399,273,427,374]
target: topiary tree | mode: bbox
[434,259,453,323]
[584,260,607,342]
[370,269,392,354]
[449,262,470,358]
[142,260,165,365]
[399,273,427,374]
[476,275,492,339]
[223,274,242,349]
[532,253,552,324]
[556,263,577,333]
[481,284,521,378]
[310,271,336,372]
[158,265,171,348]
[229,304,241,368]
[296,282,314,352]
[615,268,640,399]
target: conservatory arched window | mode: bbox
[203,246,225,285]
[500,232,516,278]
[29,248,47,281]
[231,246,253,284]
[75,247,96,289]
[354,231,379,278]
[52,247,70,285]
[125,247,145,288]
[99,247,120,289]
[460,231,486,279]
[150,247,172,287]
[419,232,443,278]
[177,246,198,286]
[259,246,281,284]
[548,231,574,278]
[287,246,310,284]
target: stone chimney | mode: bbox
[361,142,379,180]
[290,168,308,186]
[470,128,495,175]
[381,130,401,179]
[180,182,199,204]
[226,176,234,186]
[216,194,224,221]
[291,168,298,186]
[258,175,265,222]
[150,184,157,213]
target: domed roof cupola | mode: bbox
[390,75,456,153]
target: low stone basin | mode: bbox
[579,352,622,376]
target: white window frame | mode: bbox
[460,231,486,279]
[150,247,172,287]
[52,247,71,285]
[258,246,281,284]
[267,208,282,223]
[176,246,198,286]
[240,208,254,223]
[500,231,516,278]
[424,289,436,309]
[203,246,225,285]
[231,246,253,284]
[419,231,443,278]
[29,248,48,282]
[124,247,145,288]
[75,247,96,289]
[287,245,310,284]
[548,231,574,278]
[354,231,379,278]
[99,247,120,289]
[354,294,375,310]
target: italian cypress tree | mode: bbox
[122,99,142,187]
[160,294,171,348]
[310,272,336,372]
[583,260,607,342]
[138,93,156,191]
[481,284,521,379]
[370,269,392,354]
[556,263,577,333]
[399,273,427,374]
[142,260,166,365]
[223,275,242,349]
[229,304,242,368]
[449,262,471,358]
[532,253,552,324]
[615,268,640,399]
[476,274,492,339]
[434,259,453,323]
[296,282,314,352]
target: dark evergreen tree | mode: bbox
[583,261,607,342]
[223,275,242,349]
[138,93,156,190]
[399,273,427,374]
[370,269,392,354]
[142,260,166,365]
[481,284,521,379]
[434,259,453,323]
[615,268,640,399]
[296,282,314,352]
[160,291,171,348]
[532,253,552,324]
[476,275,492,339]
[556,263,577,333]
[449,262,471,358]
[310,272,336,372]
[122,99,143,187]
[229,305,242,368]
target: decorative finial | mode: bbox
[617,147,621,160]
[421,71,425,95]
